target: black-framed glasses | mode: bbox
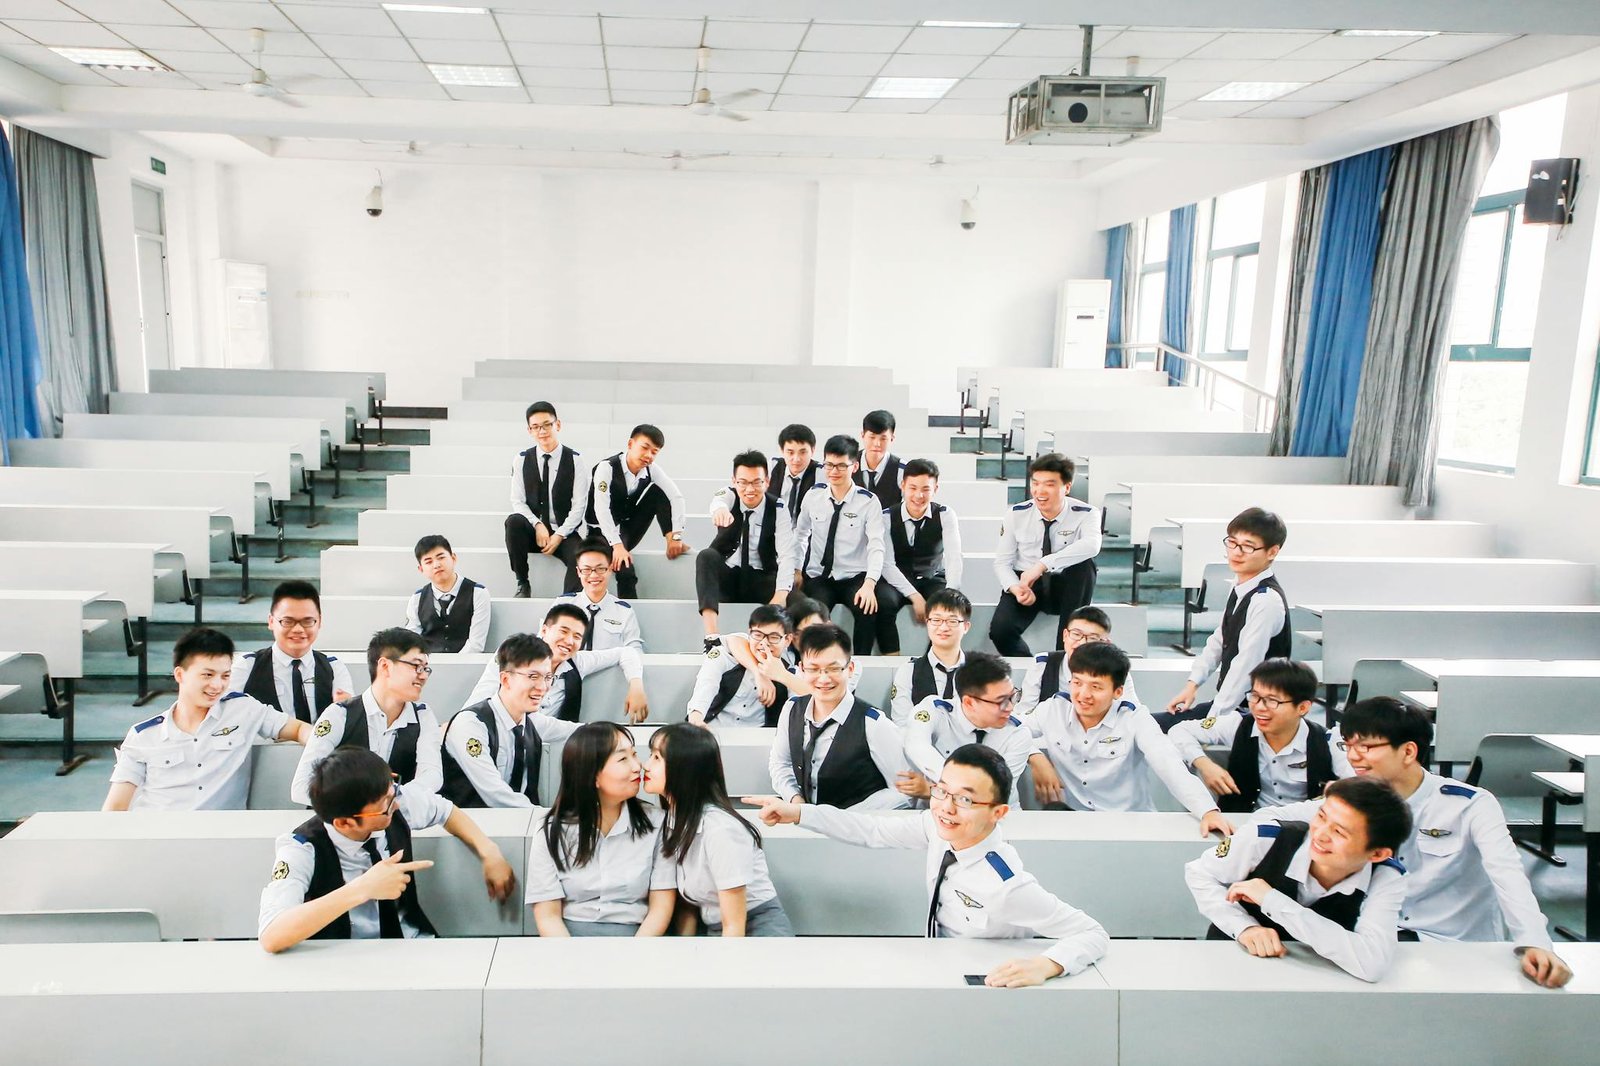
[350,788,399,820]
[510,669,555,685]
[968,690,1018,712]
[1246,690,1293,710]
[576,564,611,577]
[1336,739,1393,758]
[747,629,787,647]
[1223,536,1267,555]
[273,616,320,631]
[391,658,433,677]
[930,785,999,809]
[821,461,853,472]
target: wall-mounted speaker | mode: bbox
[1525,157,1579,225]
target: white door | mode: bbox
[134,233,172,373]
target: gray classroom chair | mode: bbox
[0,909,162,944]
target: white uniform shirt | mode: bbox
[889,651,965,723]
[509,443,591,538]
[1263,774,1554,950]
[992,499,1102,591]
[1169,715,1352,809]
[441,692,582,808]
[902,697,1036,805]
[773,464,817,523]
[881,502,965,595]
[524,809,677,924]
[768,694,910,809]
[672,806,778,927]
[706,489,798,589]
[798,806,1109,974]
[1186,567,1288,714]
[291,689,444,806]
[794,484,886,581]
[555,591,643,652]
[257,784,454,940]
[110,693,290,811]
[688,640,794,726]
[1184,821,1407,982]
[466,647,645,718]
[1016,652,1141,717]
[590,458,687,542]
[403,574,492,655]
[230,647,354,717]
[1027,696,1220,817]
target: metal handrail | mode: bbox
[1108,342,1276,432]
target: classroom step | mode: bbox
[359,426,431,447]
[341,445,412,472]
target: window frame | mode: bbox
[1579,340,1600,486]
[1448,189,1534,364]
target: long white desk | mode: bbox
[457,374,912,409]
[0,503,216,580]
[430,412,944,450]
[1123,482,1410,547]
[1086,454,1347,509]
[1395,660,1600,763]
[0,466,259,537]
[9,437,293,501]
[1230,557,1596,607]
[406,444,990,483]
[1056,428,1271,459]
[64,412,325,472]
[112,390,355,443]
[474,357,893,384]
[150,366,383,416]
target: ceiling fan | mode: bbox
[620,47,763,121]
[229,28,307,108]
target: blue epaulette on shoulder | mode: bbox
[133,714,164,733]
[219,692,247,702]
[1440,783,1477,799]
[415,701,428,712]
[1008,715,1022,727]
[854,487,874,498]
[808,482,825,491]
[775,499,786,510]
[1010,501,1031,512]
[555,592,575,601]
[984,851,1015,881]
[863,705,881,720]
[291,833,310,845]
[1257,823,1282,838]
[1070,503,1092,512]
[326,654,338,662]
[242,651,258,660]
[1034,653,1049,663]
[1380,857,1407,874]
[616,600,632,609]
[932,699,953,712]
[1116,699,1137,714]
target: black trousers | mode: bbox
[987,559,1098,657]
[504,514,582,593]
[606,494,674,599]
[806,573,877,655]
[869,573,947,655]
[695,548,778,616]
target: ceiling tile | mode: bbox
[878,53,982,78]
[704,70,782,94]
[5,19,126,46]
[801,23,910,53]
[359,80,449,100]
[387,10,500,42]
[313,34,414,62]
[1285,34,1404,61]
[707,48,793,73]
[778,72,870,97]
[1187,32,1325,61]
[704,20,807,51]
[208,28,321,56]
[507,41,603,68]
[1095,30,1219,59]
[851,96,934,113]
[1160,79,1226,104]
[1284,81,1387,102]
[167,1,295,33]
[408,37,510,64]
[287,77,367,98]
[608,68,692,92]
[106,24,224,52]
[1325,58,1447,84]
[0,24,24,43]
[998,28,1092,58]
[600,17,702,48]
[0,0,82,20]
[1250,57,1365,81]
[530,86,609,105]
[969,54,1056,80]
[277,4,394,37]
[787,51,886,76]
[496,13,600,45]
[1155,58,1253,81]
[609,87,687,105]
[929,96,1004,115]
[445,84,531,103]
[603,45,694,72]
[99,68,198,88]
[517,65,607,88]
[149,49,251,74]
[1170,100,1256,119]
[259,55,345,79]
[1384,33,1514,62]
[1245,99,1335,118]
[942,77,1018,101]
[899,25,1014,55]
[336,58,435,83]
[768,93,853,112]
[71,0,190,25]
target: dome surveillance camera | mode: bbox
[959,198,976,231]
[365,184,383,218]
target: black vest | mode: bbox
[909,652,961,706]
[787,696,888,808]
[705,661,790,727]
[243,647,334,723]
[1218,575,1292,694]
[520,446,578,527]
[1218,718,1337,814]
[586,453,654,529]
[854,455,903,510]
[1037,651,1068,703]
[415,580,481,654]
[886,503,947,581]
[439,700,541,808]
[709,494,780,571]
[293,812,436,940]
[769,458,819,517]
[551,663,583,723]
[1205,821,1379,943]
[338,695,422,785]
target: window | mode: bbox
[1583,343,1600,485]
[1132,209,1169,345]
[1436,94,1566,470]
[1199,183,1265,360]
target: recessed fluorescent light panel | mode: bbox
[50,47,168,70]
[920,21,1023,29]
[1201,81,1307,102]
[866,77,959,99]
[1336,29,1439,37]
[428,64,520,87]
[383,4,490,13]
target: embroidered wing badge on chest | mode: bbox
[954,889,984,909]
[466,738,484,758]
[1420,828,1453,838]
[313,719,332,738]
[211,725,239,737]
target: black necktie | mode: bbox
[1040,518,1056,557]
[818,498,846,578]
[798,718,836,802]
[361,839,404,939]
[510,721,526,792]
[927,849,958,937]
[540,452,553,527]
[866,469,877,492]
[973,729,987,745]
[938,663,955,700]
[739,507,752,570]
[582,604,600,650]
[1223,588,1240,620]
[910,516,927,545]
[437,593,454,616]
[290,657,312,723]
[788,475,802,515]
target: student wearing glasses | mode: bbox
[713,596,861,708]
[1168,658,1351,814]
[554,540,643,653]
[1015,606,1142,717]
[232,580,354,723]
[701,449,797,640]
[465,603,650,725]
[291,628,446,805]
[888,588,972,723]
[259,747,515,952]
[505,401,591,598]
[1028,643,1233,836]
[873,457,962,656]
[1163,508,1291,731]
[793,434,888,656]
[767,623,910,810]
[747,745,1109,986]
[688,605,796,728]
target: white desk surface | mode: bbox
[0,540,170,552]
[749,809,1212,844]
[0,589,103,603]
[1301,604,1600,617]
[6,808,537,841]
[1534,734,1600,761]
[1404,658,1600,681]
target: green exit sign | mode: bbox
[150,157,166,175]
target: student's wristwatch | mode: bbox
[668,532,684,542]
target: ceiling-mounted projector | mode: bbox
[1007,75,1165,146]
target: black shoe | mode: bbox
[515,582,531,598]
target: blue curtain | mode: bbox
[1161,204,1196,384]
[1103,223,1132,368]
[1290,145,1393,457]
[0,122,45,462]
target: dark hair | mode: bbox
[544,602,590,632]
[629,424,665,448]
[270,580,322,614]
[902,458,940,480]
[798,621,850,660]
[573,537,611,564]
[1341,696,1433,765]
[367,626,427,678]
[925,587,972,621]
[309,747,393,822]
[945,743,1012,804]
[778,424,815,449]
[822,434,859,462]
[173,626,234,669]
[1248,658,1318,705]
[1322,776,1412,853]
[1028,453,1075,483]
[1068,642,1130,688]
[1067,605,1112,633]
[413,534,453,561]
[1228,507,1288,550]
[954,652,1011,699]
[732,449,769,475]
[747,604,793,633]
[862,409,897,435]
[525,401,557,423]
[653,723,760,862]
[496,632,553,672]
[544,722,654,871]
[786,596,828,628]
